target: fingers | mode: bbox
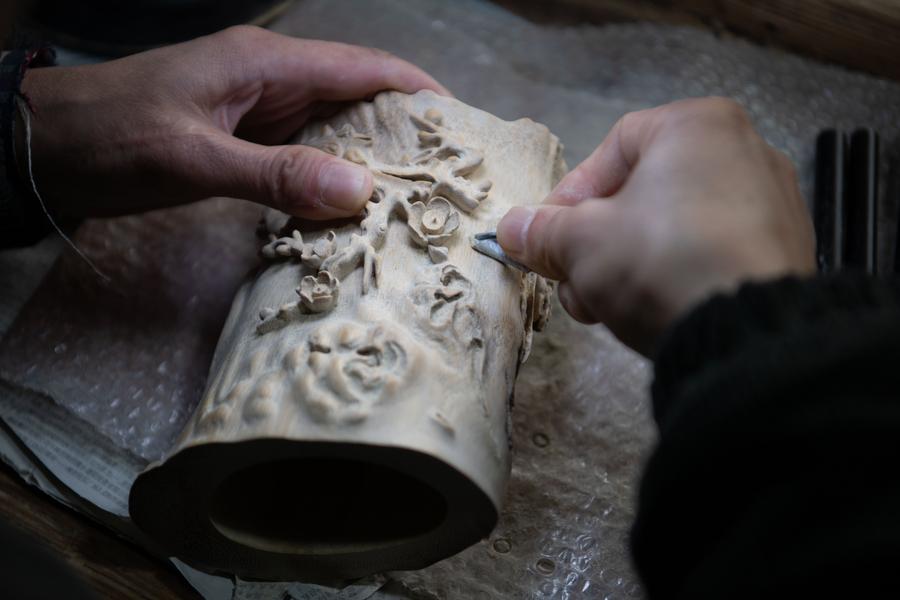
[225,27,451,100]
[188,128,373,218]
[305,41,452,99]
[557,281,594,324]
[497,201,614,281]
[545,106,659,206]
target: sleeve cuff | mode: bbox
[651,273,900,434]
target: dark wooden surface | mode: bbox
[0,463,198,599]
[494,0,900,81]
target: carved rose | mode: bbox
[294,322,409,423]
[297,271,339,313]
[407,197,460,248]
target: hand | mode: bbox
[497,98,815,354]
[20,25,449,219]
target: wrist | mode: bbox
[651,273,900,429]
[664,244,817,338]
[0,47,56,247]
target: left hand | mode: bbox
[20,25,449,219]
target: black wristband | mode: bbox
[0,46,56,248]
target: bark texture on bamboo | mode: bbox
[129,90,564,581]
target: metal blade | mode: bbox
[471,231,530,273]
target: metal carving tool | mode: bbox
[472,231,530,273]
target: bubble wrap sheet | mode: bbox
[1,0,900,598]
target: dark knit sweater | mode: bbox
[632,274,900,598]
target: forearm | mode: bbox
[633,274,900,598]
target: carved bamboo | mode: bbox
[129,90,564,581]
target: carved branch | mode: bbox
[256,108,492,335]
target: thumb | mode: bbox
[195,131,373,218]
[497,205,576,281]
[497,202,612,281]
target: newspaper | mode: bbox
[0,381,389,599]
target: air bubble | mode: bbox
[536,558,556,575]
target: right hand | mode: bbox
[497,97,815,354]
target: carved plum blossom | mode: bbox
[427,245,449,263]
[300,231,337,269]
[261,230,337,268]
[407,196,460,254]
[298,271,339,313]
[410,264,485,377]
[317,123,373,159]
[261,229,305,259]
[255,105,492,336]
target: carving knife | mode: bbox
[472,231,531,273]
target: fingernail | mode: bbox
[319,162,371,212]
[497,206,536,257]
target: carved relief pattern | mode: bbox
[203,104,550,433]
[198,321,415,430]
[292,322,411,424]
[255,110,493,334]
[410,264,486,380]
[519,272,555,362]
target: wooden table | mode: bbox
[494,0,900,81]
[0,463,197,599]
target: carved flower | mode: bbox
[407,197,460,248]
[409,265,485,376]
[260,230,337,268]
[519,273,554,363]
[300,231,337,269]
[293,322,410,424]
[297,270,339,313]
[261,229,305,259]
[315,124,373,160]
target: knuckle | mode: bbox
[215,24,269,52]
[219,24,266,41]
[616,108,653,140]
[359,44,397,61]
[663,96,752,133]
[774,150,798,178]
[264,148,321,209]
[139,121,213,179]
[531,208,569,277]
[324,40,397,63]
[524,209,551,266]
[705,97,753,132]
[615,110,638,138]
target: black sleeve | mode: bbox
[631,274,900,599]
